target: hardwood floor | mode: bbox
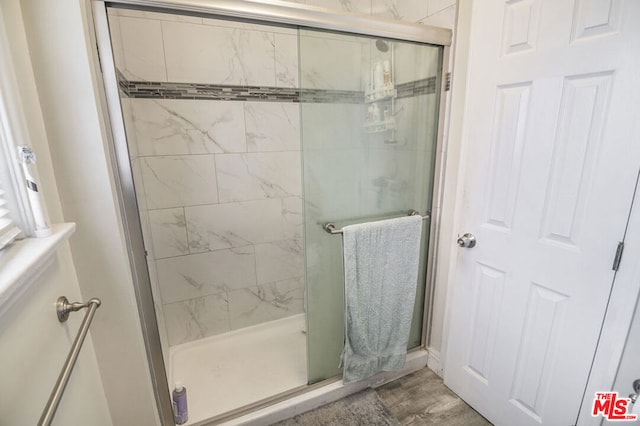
[376,368,492,425]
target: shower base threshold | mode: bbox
[222,348,429,425]
[169,314,307,425]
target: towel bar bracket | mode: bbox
[56,296,101,323]
[323,223,341,234]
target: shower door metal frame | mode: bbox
[88,0,452,423]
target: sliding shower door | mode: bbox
[107,7,310,421]
[299,29,444,383]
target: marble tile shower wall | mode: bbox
[108,8,300,87]
[284,0,456,29]
[109,10,305,346]
[108,0,457,348]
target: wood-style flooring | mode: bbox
[376,368,492,425]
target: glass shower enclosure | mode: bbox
[299,29,443,382]
[100,3,446,423]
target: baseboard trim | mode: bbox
[427,347,443,377]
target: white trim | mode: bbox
[577,177,640,425]
[0,127,23,243]
[0,222,76,316]
[0,181,21,249]
[0,2,46,236]
[426,346,443,377]
[422,44,452,348]
[438,0,474,375]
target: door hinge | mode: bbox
[445,72,451,91]
[612,241,625,271]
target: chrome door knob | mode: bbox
[630,379,640,403]
[457,233,476,248]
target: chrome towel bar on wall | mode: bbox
[39,296,102,426]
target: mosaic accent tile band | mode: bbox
[118,70,437,103]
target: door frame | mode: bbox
[578,171,640,425]
[87,0,454,423]
[439,1,640,424]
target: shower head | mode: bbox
[375,39,389,52]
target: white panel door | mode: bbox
[444,1,640,425]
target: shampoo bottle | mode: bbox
[383,60,391,86]
[172,382,188,425]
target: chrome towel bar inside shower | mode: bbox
[323,209,430,235]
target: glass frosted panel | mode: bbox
[300,28,443,383]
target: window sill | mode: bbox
[0,223,76,312]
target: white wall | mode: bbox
[428,0,465,372]
[17,0,159,424]
[0,0,111,424]
[0,250,113,425]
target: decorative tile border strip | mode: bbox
[397,77,437,99]
[118,70,436,103]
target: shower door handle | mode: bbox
[457,233,476,248]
